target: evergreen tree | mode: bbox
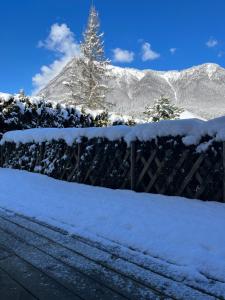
[66,5,110,109]
[18,89,25,99]
[144,96,183,122]
[0,95,132,136]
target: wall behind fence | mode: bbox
[1,135,224,202]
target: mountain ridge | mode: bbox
[38,60,225,120]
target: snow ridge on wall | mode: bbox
[2,116,225,151]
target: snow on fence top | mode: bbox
[1,116,225,148]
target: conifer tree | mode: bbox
[18,89,25,99]
[144,96,183,122]
[66,5,110,109]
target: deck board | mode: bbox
[0,255,79,300]
[0,264,36,300]
[0,208,223,300]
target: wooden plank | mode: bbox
[59,146,72,180]
[223,142,225,202]
[194,175,209,199]
[66,146,80,182]
[0,215,163,300]
[35,142,45,168]
[193,160,221,199]
[120,149,131,189]
[91,143,113,186]
[130,141,136,190]
[136,150,157,187]
[39,242,163,300]
[83,146,102,184]
[0,144,3,167]
[0,244,13,260]
[0,216,50,247]
[0,211,216,300]
[177,154,205,196]
[0,263,36,300]
[0,227,125,300]
[0,255,78,300]
[72,232,225,300]
[160,150,189,194]
[77,142,81,170]
[145,158,166,193]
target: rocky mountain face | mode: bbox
[38,59,225,120]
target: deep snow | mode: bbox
[0,168,225,282]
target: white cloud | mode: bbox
[206,37,218,48]
[112,48,134,63]
[170,48,177,54]
[32,23,80,94]
[141,42,160,61]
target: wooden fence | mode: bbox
[1,135,224,202]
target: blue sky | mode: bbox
[0,0,225,94]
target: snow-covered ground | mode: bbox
[0,168,225,282]
[180,110,205,120]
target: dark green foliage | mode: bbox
[0,95,131,136]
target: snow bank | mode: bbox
[0,92,12,101]
[0,168,225,282]
[180,110,205,120]
[1,126,130,146]
[2,116,225,148]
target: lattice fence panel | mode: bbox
[76,138,131,189]
[0,136,224,202]
[134,137,223,201]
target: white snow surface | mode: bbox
[0,168,225,282]
[0,92,12,101]
[2,116,225,148]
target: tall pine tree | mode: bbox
[66,5,110,109]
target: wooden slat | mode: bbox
[223,142,225,203]
[1,138,224,202]
[0,264,36,300]
[136,150,157,187]
[0,227,125,300]
[195,171,203,185]
[194,171,212,199]
[0,215,165,300]
[0,144,3,167]
[0,256,77,300]
[59,146,71,179]
[83,146,102,184]
[177,154,205,196]
[66,147,80,182]
[160,150,189,194]
[145,159,166,193]
[0,210,218,300]
[130,141,136,190]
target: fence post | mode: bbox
[223,142,225,202]
[76,142,81,183]
[130,141,136,190]
[77,142,81,169]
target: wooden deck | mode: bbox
[0,208,224,300]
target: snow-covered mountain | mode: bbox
[38,60,225,120]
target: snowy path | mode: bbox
[0,168,225,299]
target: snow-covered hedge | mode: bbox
[0,94,135,137]
[1,116,225,202]
[2,116,225,150]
